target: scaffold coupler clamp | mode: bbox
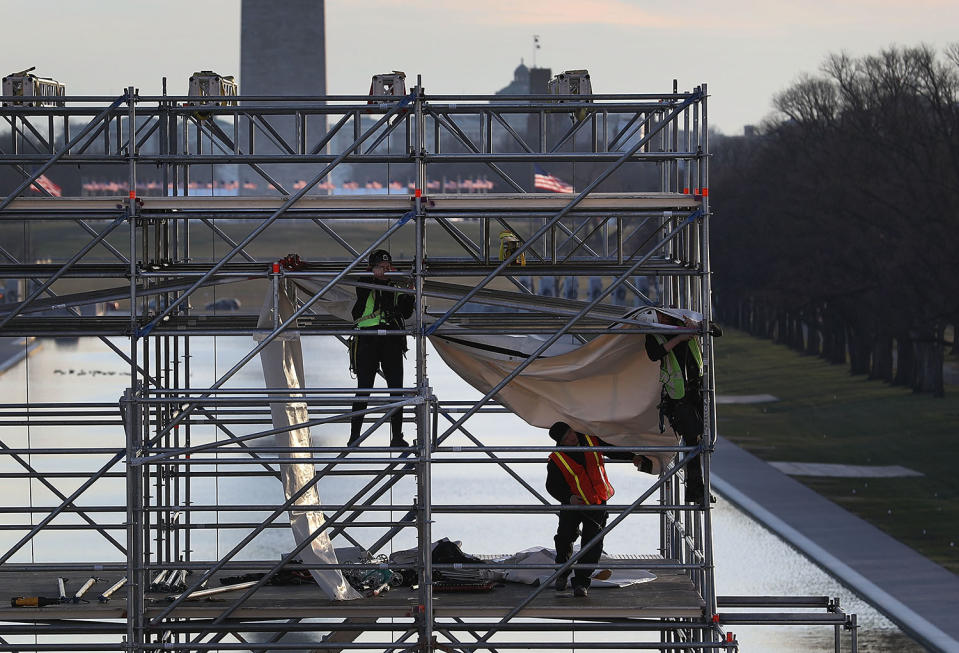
[125,191,143,222]
[411,188,435,207]
[409,603,426,621]
[412,636,454,653]
[724,630,738,650]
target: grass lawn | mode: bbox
[714,329,959,573]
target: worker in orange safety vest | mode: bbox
[546,421,651,597]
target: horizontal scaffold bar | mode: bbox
[1,192,701,213]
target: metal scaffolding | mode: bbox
[0,80,858,651]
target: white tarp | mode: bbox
[254,280,689,600]
[491,547,656,588]
[255,287,362,601]
[283,279,686,462]
[388,541,656,588]
[429,325,679,464]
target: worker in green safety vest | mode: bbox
[349,249,415,447]
[644,310,712,504]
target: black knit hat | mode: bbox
[549,421,571,442]
[369,249,392,268]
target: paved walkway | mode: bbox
[768,461,923,478]
[0,336,39,375]
[714,394,778,404]
[711,436,959,653]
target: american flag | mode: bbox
[533,166,573,193]
[30,173,62,197]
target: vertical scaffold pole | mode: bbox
[123,387,144,650]
[413,75,434,651]
[127,88,139,384]
[124,85,145,651]
[181,110,193,569]
[699,83,719,630]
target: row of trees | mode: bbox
[711,45,959,396]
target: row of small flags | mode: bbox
[79,178,502,194]
[35,167,575,197]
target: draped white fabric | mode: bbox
[286,278,683,460]
[254,279,684,599]
[429,329,679,461]
[255,286,362,601]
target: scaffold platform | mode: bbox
[1,560,704,622]
[0,79,860,652]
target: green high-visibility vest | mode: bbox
[356,290,402,329]
[356,291,386,328]
[654,335,703,400]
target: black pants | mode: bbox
[554,504,608,590]
[662,391,705,500]
[350,334,405,443]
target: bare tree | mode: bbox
[712,45,959,396]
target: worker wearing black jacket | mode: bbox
[349,249,415,447]
[546,421,651,597]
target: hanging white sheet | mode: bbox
[255,286,362,601]
[286,278,686,462]
[254,279,691,600]
[429,327,676,457]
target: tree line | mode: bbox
[711,45,959,396]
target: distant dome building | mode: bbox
[496,60,531,96]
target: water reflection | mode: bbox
[0,336,923,650]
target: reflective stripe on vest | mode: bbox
[654,335,703,400]
[356,290,386,328]
[549,434,615,505]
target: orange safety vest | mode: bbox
[549,434,615,505]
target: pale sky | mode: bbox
[1,0,957,134]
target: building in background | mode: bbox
[240,0,327,195]
[495,60,552,97]
[241,0,326,98]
